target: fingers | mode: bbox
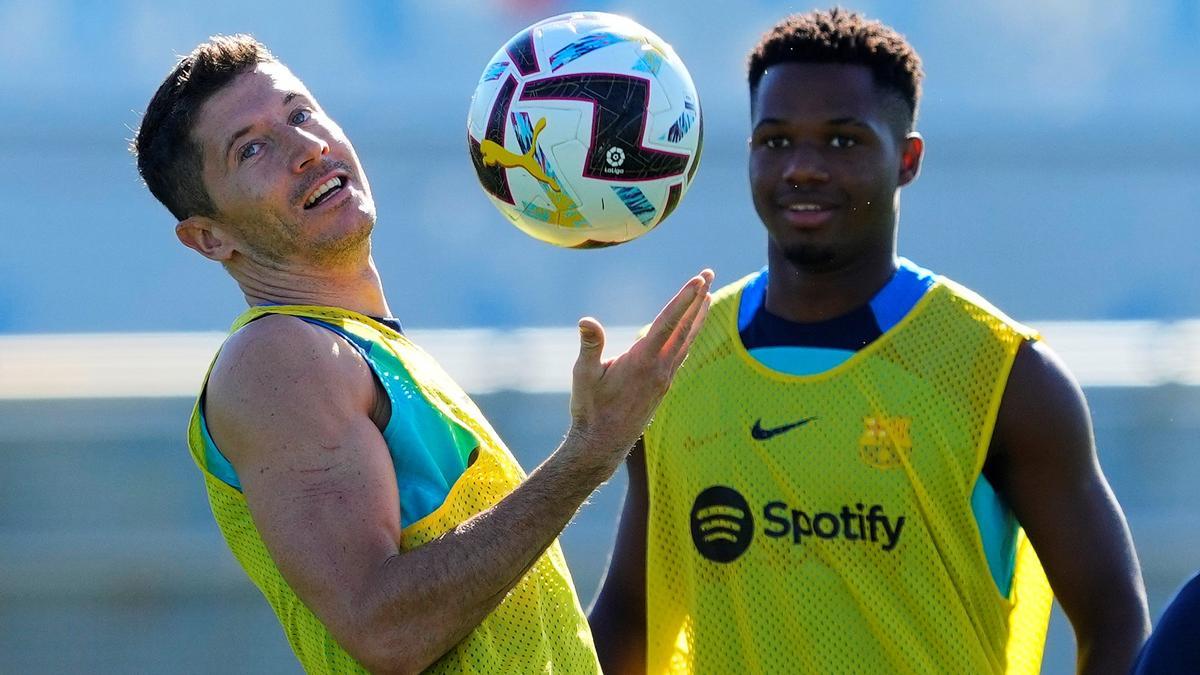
[641,269,714,355]
[660,281,710,366]
[659,270,713,356]
[668,293,711,374]
[574,316,607,379]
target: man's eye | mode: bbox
[830,135,857,149]
[764,136,790,149]
[239,142,263,161]
[290,109,312,125]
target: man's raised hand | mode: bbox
[568,269,714,469]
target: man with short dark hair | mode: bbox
[590,9,1149,674]
[134,34,712,674]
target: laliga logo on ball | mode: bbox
[467,12,704,248]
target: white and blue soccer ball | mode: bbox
[467,12,703,248]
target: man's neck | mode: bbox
[764,246,897,323]
[232,254,392,318]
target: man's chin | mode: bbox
[308,221,374,267]
[781,243,838,269]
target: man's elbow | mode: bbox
[340,628,429,675]
[1073,586,1151,667]
[327,604,441,675]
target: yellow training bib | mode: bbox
[644,275,1052,674]
[188,306,600,674]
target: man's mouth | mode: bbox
[304,176,346,209]
[786,203,829,213]
[779,199,837,227]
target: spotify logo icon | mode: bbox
[690,485,754,563]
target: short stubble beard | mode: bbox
[779,242,838,270]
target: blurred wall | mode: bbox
[2,387,1199,673]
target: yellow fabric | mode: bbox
[187,305,600,674]
[643,275,1053,674]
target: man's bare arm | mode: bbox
[207,271,712,674]
[986,340,1150,675]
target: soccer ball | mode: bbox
[467,12,703,248]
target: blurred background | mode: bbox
[0,0,1197,672]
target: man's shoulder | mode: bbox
[217,313,343,371]
[924,274,1038,340]
[208,313,375,417]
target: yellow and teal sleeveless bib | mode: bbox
[187,305,600,674]
[643,274,1053,674]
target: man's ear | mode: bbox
[176,215,237,262]
[898,132,924,186]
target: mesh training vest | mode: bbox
[187,305,600,674]
[644,275,1053,674]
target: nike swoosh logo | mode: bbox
[751,416,818,441]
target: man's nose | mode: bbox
[291,128,330,173]
[782,145,830,185]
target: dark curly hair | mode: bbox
[132,34,276,221]
[747,8,924,129]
